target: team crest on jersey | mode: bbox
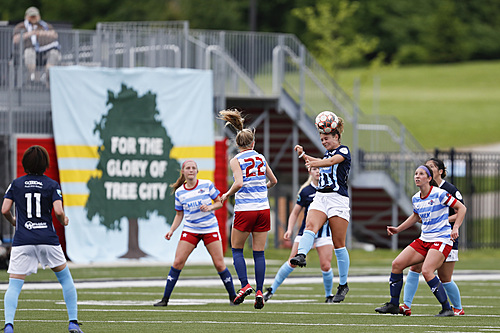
[428,200,434,205]
[455,191,463,200]
[57,189,62,197]
[339,147,348,154]
[198,189,204,194]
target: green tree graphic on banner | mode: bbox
[86,84,180,259]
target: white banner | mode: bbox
[50,66,214,263]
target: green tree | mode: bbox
[86,84,180,259]
[422,0,469,63]
[292,0,379,75]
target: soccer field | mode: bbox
[1,257,499,333]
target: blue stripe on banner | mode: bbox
[57,158,98,169]
[61,183,90,194]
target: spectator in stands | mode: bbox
[12,6,61,83]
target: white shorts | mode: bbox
[445,249,459,262]
[8,244,66,276]
[294,234,333,248]
[309,191,350,222]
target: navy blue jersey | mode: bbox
[317,144,351,197]
[4,174,62,246]
[296,184,331,238]
[296,184,316,236]
[440,180,464,249]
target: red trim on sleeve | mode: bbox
[448,197,458,208]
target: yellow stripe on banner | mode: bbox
[63,173,214,207]
[170,146,214,159]
[63,171,214,207]
[64,194,89,207]
[60,169,213,184]
[56,145,214,159]
[57,145,99,158]
[59,170,102,183]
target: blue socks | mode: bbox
[218,268,236,298]
[334,247,349,285]
[232,248,248,287]
[253,250,266,292]
[390,272,404,306]
[427,276,451,310]
[322,268,333,297]
[443,280,462,310]
[4,278,24,325]
[297,230,315,255]
[403,269,420,308]
[54,266,78,322]
[162,266,181,299]
[271,262,295,294]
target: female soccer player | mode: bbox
[218,109,278,309]
[290,116,351,303]
[263,166,336,303]
[400,158,465,316]
[154,160,237,307]
[375,164,466,317]
[1,145,83,333]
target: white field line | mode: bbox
[9,318,500,330]
[2,273,500,290]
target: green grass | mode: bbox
[335,60,500,150]
[1,248,499,332]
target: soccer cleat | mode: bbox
[290,253,307,267]
[325,295,335,303]
[233,284,253,305]
[333,283,349,303]
[153,297,169,307]
[254,290,264,309]
[375,302,400,314]
[68,321,84,333]
[4,324,13,333]
[399,304,411,316]
[263,287,273,302]
[435,308,455,317]
[229,294,238,306]
[452,307,465,316]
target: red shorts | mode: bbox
[180,231,221,247]
[233,209,271,232]
[410,238,452,259]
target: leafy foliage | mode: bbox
[292,0,379,74]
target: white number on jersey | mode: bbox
[25,193,42,218]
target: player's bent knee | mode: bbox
[391,259,406,273]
